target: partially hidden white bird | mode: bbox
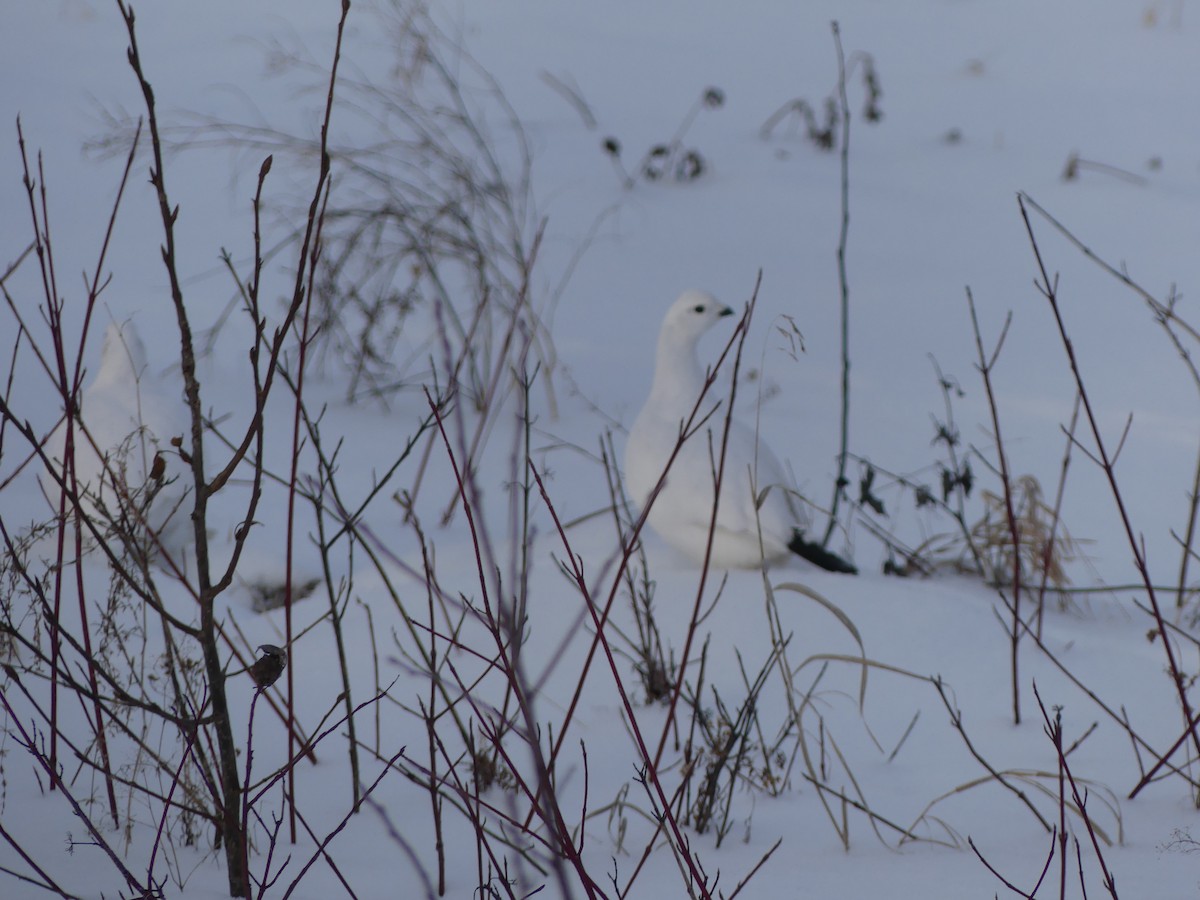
[624,290,856,573]
[46,320,193,565]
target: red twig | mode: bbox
[540,283,759,795]
[966,287,1023,724]
[1036,393,1081,639]
[425,388,603,898]
[1033,684,1119,898]
[1018,193,1200,795]
[969,831,1056,900]
[147,688,208,889]
[653,286,758,772]
[0,675,148,896]
[532,463,714,898]
[0,818,81,899]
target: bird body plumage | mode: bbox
[46,320,192,563]
[625,290,855,573]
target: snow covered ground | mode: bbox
[2,1,1200,897]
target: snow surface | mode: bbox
[3,0,1200,897]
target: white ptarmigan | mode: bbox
[46,320,193,565]
[624,290,855,573]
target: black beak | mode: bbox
[719,306,734,318]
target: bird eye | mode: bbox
[693,304,706,313]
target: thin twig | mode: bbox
[823,20,854,547]
[965,288,1023,723]
[1018,193,1200,796]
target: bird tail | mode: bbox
[788,531,858,574]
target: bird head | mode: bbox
[662,290,735,344]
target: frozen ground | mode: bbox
[2,0,1200,897]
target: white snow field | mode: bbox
[2,1,1199,897]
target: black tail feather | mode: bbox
[788,531,858,575]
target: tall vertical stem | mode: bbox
[823,20,853,546]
